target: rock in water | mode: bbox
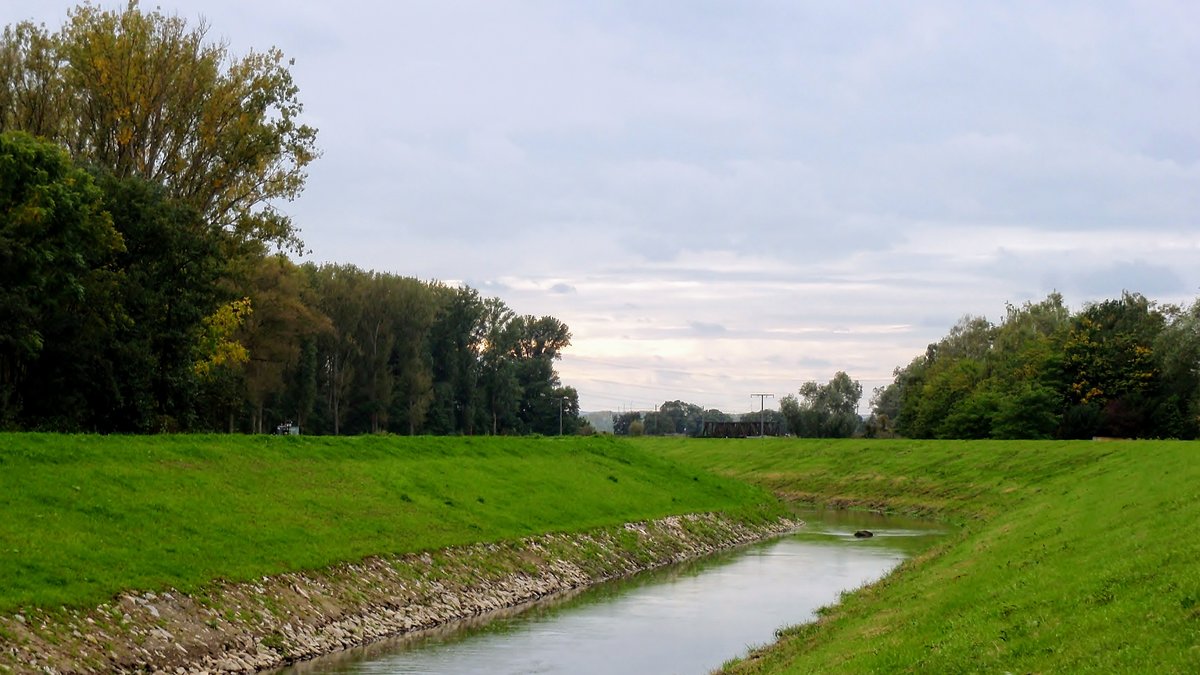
[853,530,874,538]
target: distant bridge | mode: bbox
[702,420,781,438]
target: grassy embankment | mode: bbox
[636,437,1200,674]
[0,433,779,614]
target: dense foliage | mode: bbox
[873,292,1200,439]
[287,270,580,437]
[0,3,579,435]
[0,132,124,429]
[0,1,316,252]
[632,400,733,436]
[614,382,861,439]
[779,371,863,438]
[0,147,577,434]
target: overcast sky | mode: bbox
[10,1,1200,414]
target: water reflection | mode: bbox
[278,511,942,675]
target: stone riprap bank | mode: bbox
[1,512,799,674]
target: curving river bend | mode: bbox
[278,511,942,675]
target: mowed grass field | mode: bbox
[0,433,778,612]
[634,437,1200,673]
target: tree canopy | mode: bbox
[0,132,122,427]
[876,292,1199,440]
[0,5,581,436]
[780,371,863,438]
[1,1,318,251]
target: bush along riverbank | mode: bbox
[0,510,798,673]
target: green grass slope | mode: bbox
[636,437,1200,674]
[0,433,776,613]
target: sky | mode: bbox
[8,1,1200,414]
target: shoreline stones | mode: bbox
[0,512,800,674]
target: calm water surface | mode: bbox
[279,511,942,675]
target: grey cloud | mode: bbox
[1142,132,1200,166]
[469,279,512,294]
[688,321,728,336]
[1072,261,1188,299]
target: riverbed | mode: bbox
[278,511,942,674]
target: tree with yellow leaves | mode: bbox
[0,1,318,252]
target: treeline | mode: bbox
[296,269,580,437]
[0,5,578,435]
[0,132,578,435]
[872,292,1200,439]
[610,376,865,438]
[612,401,734,436]
[780,371,863,437]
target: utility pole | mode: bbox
[751,393,774,437]
[559,396,565,436]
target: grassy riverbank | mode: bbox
[634,437,1200,673]
[0,433,778,613]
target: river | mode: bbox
[278,510,942,675]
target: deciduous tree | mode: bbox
[0,131,122,426]
[1,2,318,251]
[781,372,863,437]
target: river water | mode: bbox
[279,511,942,675]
